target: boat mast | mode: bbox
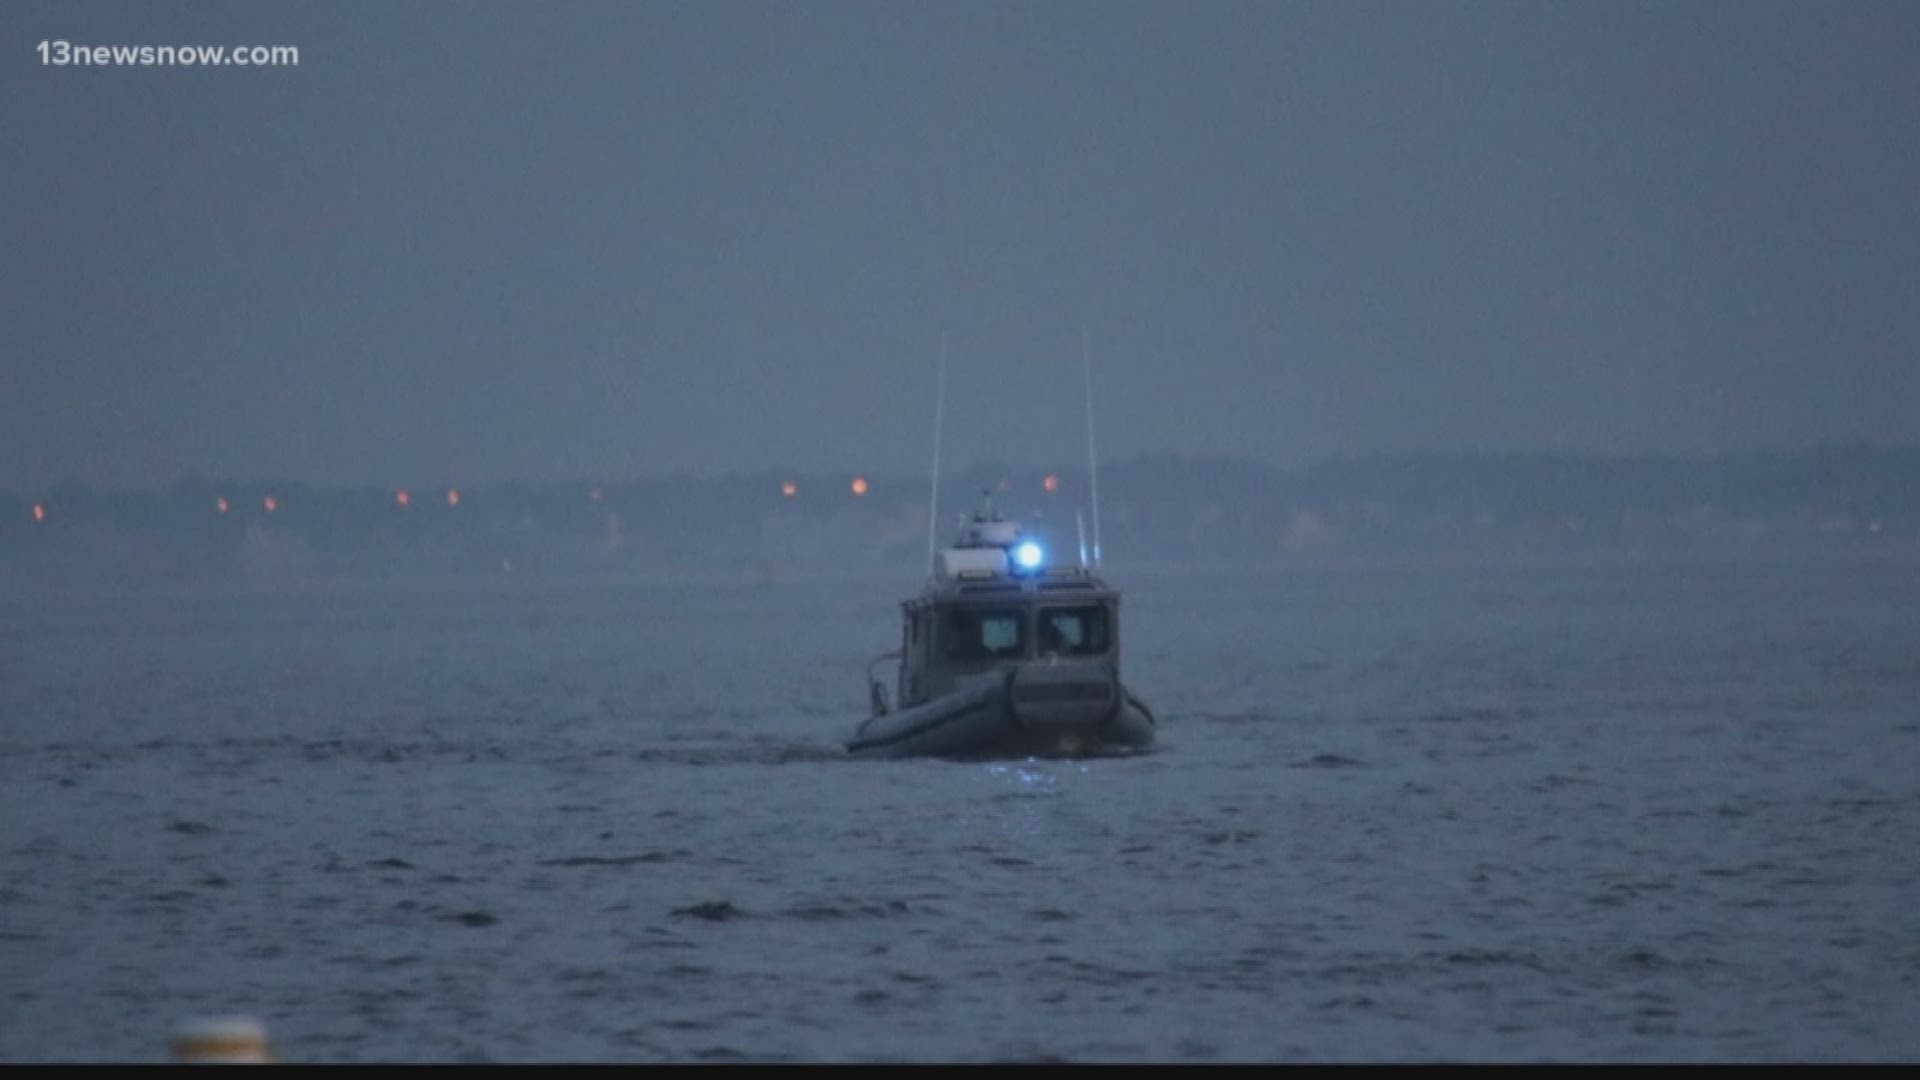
[926,333,948,575]
[1082,326,1102,568]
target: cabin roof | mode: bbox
[905,566,1119,608]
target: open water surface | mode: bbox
[3,556,1917,1061]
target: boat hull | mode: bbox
[846,662,1156,761]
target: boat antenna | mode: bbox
[1082,326,1103,567]
[926,333,948,575]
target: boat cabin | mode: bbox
[872,505,1123,714]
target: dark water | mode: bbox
[3,557,1917,1061]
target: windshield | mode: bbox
[943,606,1026,660]
[1037,604,1111,657]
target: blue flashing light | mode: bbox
[1013,541,1045,572]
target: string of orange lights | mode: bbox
[24,474,1066,522]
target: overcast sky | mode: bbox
[4,1,1916,490]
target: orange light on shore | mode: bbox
[446,488,460,507]
[263,495,278,513]
[1043,474,1059,493]
[396,489,411,507]
[851,477,868,496]
[32,503,45,523]
[781,481,798,498]
[216,496,230,514]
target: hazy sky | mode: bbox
[5,1,1916,490]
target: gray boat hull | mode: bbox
[846,662,1156,761]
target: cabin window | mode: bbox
[1036,605,1111,657]
[944,607,1026,660]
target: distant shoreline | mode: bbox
[5,445,1916,586]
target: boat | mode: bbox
[846,496,1157,760]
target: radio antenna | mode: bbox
[1082,326,1102,567]
[926,333,948,575]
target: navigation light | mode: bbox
[1013,541,1045,572]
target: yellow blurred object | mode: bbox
[172,1017,275,1063]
